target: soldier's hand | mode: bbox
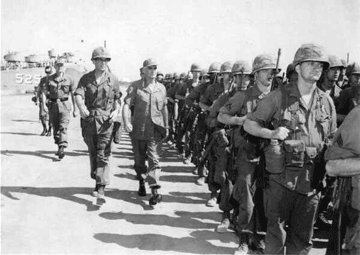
[124,123,133,133]
[271,127,290,140]
[109,111,117,123]
[72,110,78,118]
[79,109,90,119]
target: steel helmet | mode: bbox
[293,43,329,69]
[208,62,221,73]
[179,72,187,79]
[328,55,345,69]
[173,72,180,80]
[232,60,252,75]
[345,62,360,77]
[190,63,202,72]
[91,47,111,61]
[220,61,233,74]
[286,63,295,79]
[252,54,279,74]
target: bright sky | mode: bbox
[1,0,360,80]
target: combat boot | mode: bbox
[234,233,249,255]
[40,128,47,136]
[46,127,52,136]
[58,146,65,159]
[149,187,162,206]
[92,184,100,197]
[138,180,146,196]
[215,211,231,233]
[206,191,218,207]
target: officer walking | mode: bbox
[244,43,337,254]
[75,47,121,199]
[123,58,168,206]
[44,58,77,159]
[218,56,278,254]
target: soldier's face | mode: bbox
[222,73,231,83]
[191,71,200,80]
[234,74,250,90]
[93,58,110,72]
[55,64,65,74]
[144,65,157,79]
[326,67,341,82]
[350,74,360,87]
[256,69,273,87]
[157,75,164,82]
[297,61,324,83]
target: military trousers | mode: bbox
[133,137,161,188]
[264,178,321,255]
[83,131,112,185]
[49,101,71,147]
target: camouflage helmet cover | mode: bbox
[91,47,111,60]
[293,43,329,69]
[328,55,345,69]
[220,61,233,73]
[232,60,252,75]
[345,62,360,77]
[208,62,221,73]
[190,63,202,72]
[252,54,279,74]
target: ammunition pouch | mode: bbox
[284,140,306,168]
[264,142,285,174]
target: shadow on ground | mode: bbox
[94,229,236,254]
[1,149,88,161]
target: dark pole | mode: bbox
[104,40,107,48]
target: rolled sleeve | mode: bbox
[74,76,86,98]
[124,83,136,106]
[247,91,280,127]
[219,91,246,116]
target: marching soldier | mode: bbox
[75,47,121,199]
[336,62,360,124]
[218,55,278,254]
[200,61,233,207]
[244,43,336,254]
[123,58,168,206]
[185,62,221,186]
[44,58,77,159]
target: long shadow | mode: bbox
[161,166,195,174]
[99,210,218,229]
[0,131,39,136]
[1,186,101,212]
[93,230,236,254]
[1,150,88,161]
[106,188,207,205]
[161,174,196,183]
[11,119,39,123]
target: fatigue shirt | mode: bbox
[75,70,121,135]
[207,86,238,128]
[185,82,209,108]
[317,82,342,108]
[124,79,167,140]
[247,82,337,194]
[219,85,264,117]
[46,73,75,100]
[337,86,360,116]
[325,105,360,210]
[200,82,224,107]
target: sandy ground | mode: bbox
[1,93,328,255]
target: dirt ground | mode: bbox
[1,93,328,255]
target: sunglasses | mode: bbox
[147,66,157,70]
[56,63,64,67]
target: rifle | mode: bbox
[325,176,352,255]
[198,134,216,166]
[270,48,282,91]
